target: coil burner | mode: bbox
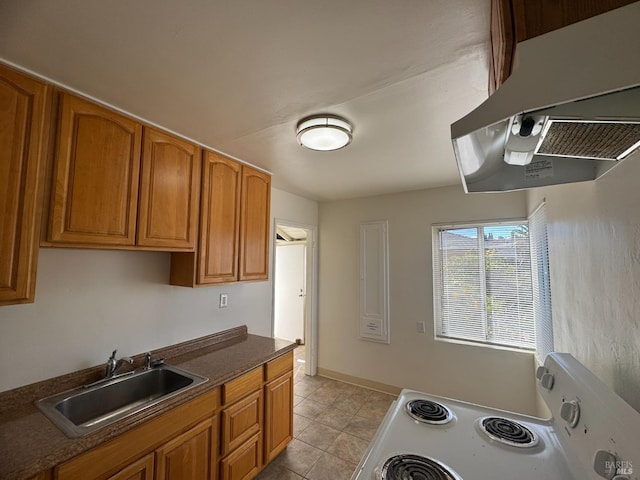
[378,454,463,480]
[405,399,454,425]
[478,416,539,448]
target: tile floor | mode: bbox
[256,346,396,480]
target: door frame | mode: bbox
[272,218,318,376]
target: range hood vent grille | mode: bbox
[537,121,640,160]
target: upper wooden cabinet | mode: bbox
[137,127,201,249]
[0,65,51,306]
[489,0,637,94]
[170,152,271,286]
[199,152,242,283]
[47,93,200,251]
[49,93,142,245]
[239,166,271,281]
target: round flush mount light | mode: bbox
[296,114,353,151]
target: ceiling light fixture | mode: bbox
[296,114,353,151]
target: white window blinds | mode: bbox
[529,202,554,362]
[433,222,536,350]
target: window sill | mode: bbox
[435,335,536,355]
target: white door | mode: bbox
[274,243,306,343]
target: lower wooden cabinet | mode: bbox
[155,418,217,480]
[107,453,154,480]
[49,353,294,480]
[221,390,262,456]
[219,433,262,480]
[264,371,293,463]
[56,388,219,480]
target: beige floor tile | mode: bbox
[332,394,366,415]
[294,398,327,419]
[293,394,305,407]
[293,413,312,437]
[343,415,381,441]
[297,420,341,450]
[273,438,323,477]
[311,385,341,405]
[326,432,370,465]
[315,407,355,430]
[305,452,357,480]
[293,381,321,398]
[255,461,303,480]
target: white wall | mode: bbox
[527,152,640,413]
[318,185,539,415]
[0,187,318,393]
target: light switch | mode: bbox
[417,322,426,334]
[219,293,228,308]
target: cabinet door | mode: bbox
[0,66,50,305]
[198,152,241,284]
[264,372,293,463]
[49,93,142,245]
[155,417,217,480]
[238,166,270,281]
[137,127,200,249]
[107,453,154,480]
[221,390,262,456]
[219,433,261,480]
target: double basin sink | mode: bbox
[36,364,208,438]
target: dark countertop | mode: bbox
[0,326,296,480]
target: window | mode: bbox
[432,221,536,350]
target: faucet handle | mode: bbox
[109,349,117,361]
[145,352,152,369]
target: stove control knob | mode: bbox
[593,450,617,479]
[560,399,580,428]
[536,366,548,380]
[540,372,555,390]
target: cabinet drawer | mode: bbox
[221,390,262,456]
[223,367,262,405]
[264,351,293,382]
[219,433,262,480]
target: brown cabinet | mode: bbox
[47,353,293,480]
[48,93,142,246]
[263,372,293,463]
[221,390,262,456]
[56,388,219,480]
[238,166,271,281]
[0,65,51,306]
[198,152,242,283]
[219,368,264,480]
[47,93,200,251]
[137,127,201,250]
[489,0,637,94]
[170,152,271,286]
[219,433,261,480]
[263,352,294,463]
[155,418,217,480]
[107,453,154,480]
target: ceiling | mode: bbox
[0,0,490,201]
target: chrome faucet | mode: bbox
[105,349,134,378]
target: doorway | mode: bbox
[273,220,317,376]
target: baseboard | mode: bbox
[316,368,402,396]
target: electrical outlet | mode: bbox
[417,321,426,334]
[219,293,228,308]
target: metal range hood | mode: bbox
[451,3,640,193]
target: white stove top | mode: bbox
[352,390,582,480]
[351,353,640,480]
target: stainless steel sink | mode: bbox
[36,364,208,437]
